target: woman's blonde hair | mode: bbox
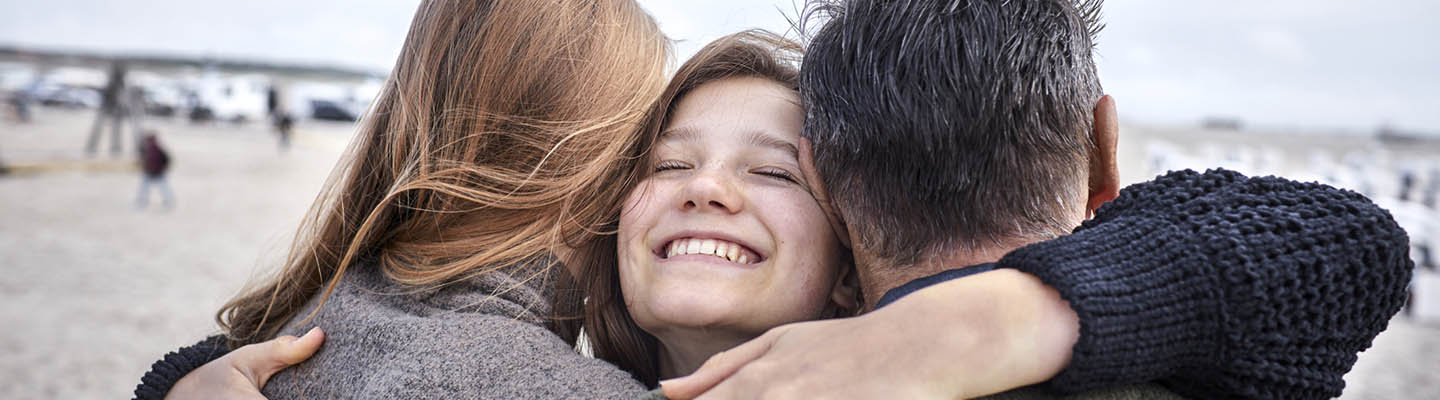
[218,0,670,348]
[569,30,834,386]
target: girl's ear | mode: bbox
[828,258,862,315]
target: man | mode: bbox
[799,0,1114,311]
[663,0,1409,399]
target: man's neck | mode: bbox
[855,244,1020,312]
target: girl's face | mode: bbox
[617,77,851,340]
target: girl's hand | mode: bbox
[661,269,1078,399]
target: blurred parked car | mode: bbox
[188,104,215,123]
[141,85,184,117]
[187,71,269,123]
[25,82,100,108]
[310,99,359,121]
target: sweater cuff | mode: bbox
[133,335,231,400]
[996,215,1223,394]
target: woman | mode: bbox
[141,0,671,398]
[145,29,1410,400]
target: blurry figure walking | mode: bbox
[6,89,30,122]
[87,62,139,156]
[136,132,174,210]
[274,111,294,152]
[268,86,293,152]
[1424,168,1439,209]
[266,86,279,117]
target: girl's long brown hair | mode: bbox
[218,0,670,348]
[569,30,812,387]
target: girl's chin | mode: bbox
[643,296,746,326]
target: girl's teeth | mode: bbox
[665,238,756,263]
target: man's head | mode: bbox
[801,0,1119,269]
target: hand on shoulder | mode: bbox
[662,268,1078,399]
[165,328,324,400]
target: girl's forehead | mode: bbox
[660,80,802,141]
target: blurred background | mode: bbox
[1,0,1436,398]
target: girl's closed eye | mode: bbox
[655,160,691,172]
[754,167,799,183]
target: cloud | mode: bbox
[1248,27,1309,65]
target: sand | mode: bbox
[1,108,1435,399]
[1,108,348,399]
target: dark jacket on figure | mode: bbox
[140,137,169,177]
[134,169,1413,400]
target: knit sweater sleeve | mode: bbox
[133,335,231,400]
[997,169,1413,399]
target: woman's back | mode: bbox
[203,0,668,396]
[262,261,646,398]
[218,0,667,348]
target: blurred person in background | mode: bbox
[1423,168,1438,209]
[87,62,137,156]
[6,88,31,123]
[265,86,278,118]
[273,111,294,152]
[267,86,294,152]
[135,132,173,210]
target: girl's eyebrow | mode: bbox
[743,130,799,161]
[658,125,700,143]
[658,126,800,162]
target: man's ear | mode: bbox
[1087,95,1120,216]
[828,259,862,314]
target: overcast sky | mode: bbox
[2,0,1437,134]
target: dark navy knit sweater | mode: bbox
[134,169,1413,400]
[999,169,1411,399]
[134,335,229,400]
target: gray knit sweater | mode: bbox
[258,262,646,399]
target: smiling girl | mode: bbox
[618,72,856,379]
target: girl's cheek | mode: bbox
[766,194,826,230]
[621,181,662,217]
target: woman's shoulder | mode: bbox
[260,265,646,398]
[266,312,646,399]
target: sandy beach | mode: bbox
[1,108,1436,398]
[1,108,349,399]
